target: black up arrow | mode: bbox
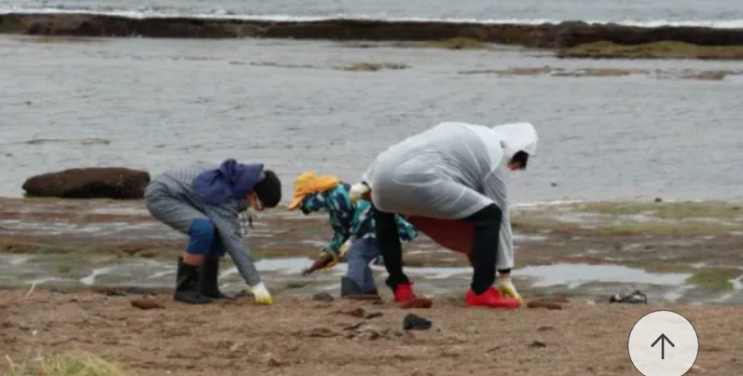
[651,334,675,359]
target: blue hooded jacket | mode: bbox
[192,159,265,205]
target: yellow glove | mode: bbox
[339,240,352,259]
[319,250,340,270]
[248,282,273,305]
[497,274,524,305]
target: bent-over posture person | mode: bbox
[350,121,537,309]
[144,159,282,305]
[288,171,418,296]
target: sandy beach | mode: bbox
[2,1,743,373]
[2,288,742,376]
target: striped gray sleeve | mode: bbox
[206,204,262,286]
[483,162,515,270]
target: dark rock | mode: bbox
[403,313,432,331]
[312,292,334,302]
[22,167,150,199]
[365,312,383,319]
[130,298,164,310]
[529,341,547,348]
[267,358,283,367]
[334,307,365,318]
[2,13,743,51]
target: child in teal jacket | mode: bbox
[288,172,418,295]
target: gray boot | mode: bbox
[340,277,365,297]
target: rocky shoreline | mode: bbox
[2,13,743,59]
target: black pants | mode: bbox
[374,204,503,295]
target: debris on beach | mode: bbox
[609,290,648,304]
[529,341,547,348]
[403,314,432,331]
[313,292,335,302]
[130,298,165,310]
[266,356,283,367]
[397,298,433,309]
[334,307,366,318]
[365,312,384,319]
[334,307,384,320]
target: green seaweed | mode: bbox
[558,41,743,60]
[574,201,742,220]
[684,268,742,291]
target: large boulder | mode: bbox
[22,167,150,199]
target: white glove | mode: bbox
[248,282,273,305]
[497,273,524,305]
[349,183,370,204]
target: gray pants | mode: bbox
[345,238,381,293]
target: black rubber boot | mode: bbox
[174,258,212,304]
[198,257,234,300]
[340,276,365,297]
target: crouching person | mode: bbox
[144,159,282,305]
[350,121,538,309]
[287,172,418,296]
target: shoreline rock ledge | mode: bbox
[1,13,743,48]
[22,167,150,199]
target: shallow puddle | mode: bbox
[516,263,693,288]
[4,253,743,304]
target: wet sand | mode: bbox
[2,197,743,304]
[1,289,741,376]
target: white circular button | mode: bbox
[627,310,699,376]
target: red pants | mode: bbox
[406,216,475,264]
[360,190,475,264]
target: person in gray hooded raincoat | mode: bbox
[144,159,282,305]
[349,121,538,309]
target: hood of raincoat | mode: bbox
[491,122,538,158]
[192,159,265,205]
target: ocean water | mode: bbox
[1,0,743,27]
[2,35,743,203]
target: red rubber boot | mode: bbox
[394,282,416,303]
[466,287,520,309]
